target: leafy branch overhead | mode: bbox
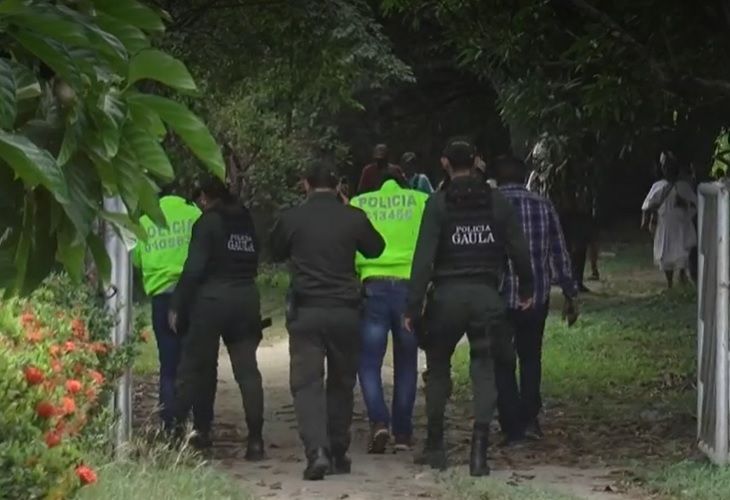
[0,0,224,295]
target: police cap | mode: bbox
[443,137,477,168]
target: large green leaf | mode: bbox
[122,121,173,180]
[112,141,142,214]
[127,49,197,94]
[60,156,101,240]
[91,0,165,33]
[11,29,83,88]
[0,129,69,203]
[88,88,127,159]
[10,61,41,100]
[96,12,150,55]
[126,93,225,178]
[13,193,33,293]
[56,218,85,282]
[0,59,16,129]
[137,174,166,227]
[20,190,56,295]
[10,5,90,48]
[99,209,146,241]
[127,98,166,139]
[87,231,111,285]
[55,5,128,70]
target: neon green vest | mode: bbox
[350,180,429,280]
[132,196,202,296]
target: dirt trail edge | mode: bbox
[209,340,637,500]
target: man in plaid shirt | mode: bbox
[493,156,579,443]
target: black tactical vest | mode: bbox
[208,204,258,282]
[434,176,504,275]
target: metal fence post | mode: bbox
[102,196,134,458]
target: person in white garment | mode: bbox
[641,153,697,288]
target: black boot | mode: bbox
[303,447,330,481]
[245,420,265,461]
[469,425,490,477]
[327,449,352,475]
[189,430,213,450]
[414,421,447,471]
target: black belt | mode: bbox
[432,274,498,287]
[297,296,361,308]
[363,276,408,283]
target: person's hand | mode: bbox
[168,310,178,334]
[517,297,534,311]
[402,315,413,332]
[562,297,579,327]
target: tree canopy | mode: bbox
[4,0,730,292]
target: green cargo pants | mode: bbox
[174,284,265,435]
[422,283,510,430]
[287,306,361,455]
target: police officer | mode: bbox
[169,174,266,461]
[350,173,428,454]
[269,161,385,481]
[131,182,216,440]
[404,137,535,476]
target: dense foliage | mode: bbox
[0,274,146,499]
[0,0,223,294]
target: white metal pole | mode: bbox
[714,184,729,464]
[102,196,133,457]
[697,185,705,441]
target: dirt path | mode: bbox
[204,340,639,500]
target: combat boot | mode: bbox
[303,447,330,481]
[189,430,213,450]
[469,424,490,477]
[327,447,352,475]
[414,421,447,471]
[244,419,265,462]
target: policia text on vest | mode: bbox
[353,191,420,222]
[143,219,195,253]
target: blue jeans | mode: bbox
[358,279,419,437]
[151,293,216,431]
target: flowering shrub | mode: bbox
[0,274,143,499]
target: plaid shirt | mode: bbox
[499,183,576,308]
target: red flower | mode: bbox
[24,366,44,386]
[70,318,88,340]
[36,401,56,419]
[44,431,62,448]
[75,465,97,485]
[20,311,35,328]
[63,341,76,353]
[90,342,108,354]
[25,330,43,343]
[51,360,63,373]
[65,380,83,395]
[88,370,104,385]
[61,397,76,415]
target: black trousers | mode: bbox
[287,306,361,455]
[560,212,592,286]
[174,285,264,434]
[495,301,550,437]
[423,284,506,430]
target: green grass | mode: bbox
[75,439,252,500]
[645,460,730,500]
[132,266,289,375]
